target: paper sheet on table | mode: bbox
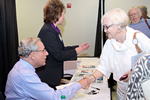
[78,58,100,67]
[64,69,77,75]
[70,87,110,100]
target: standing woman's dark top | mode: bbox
[37,0,90,90]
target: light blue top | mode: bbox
[129,18,150,38]
[5,59,81,100]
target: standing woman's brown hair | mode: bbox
[44,0,65,23]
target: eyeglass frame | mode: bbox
[129,13,138,17]
[32,48,47,53]
[103,24,114,30]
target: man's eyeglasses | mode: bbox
[130,13,137,17]
[33,49,47,53]
[103,24,114,30]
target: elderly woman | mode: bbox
[87,8,150,100]
[128,6,150,38]
[37,0,90,90]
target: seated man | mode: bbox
[5,37,89,100]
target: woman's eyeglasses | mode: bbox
[130,13,137,17]
[103,24,114,30]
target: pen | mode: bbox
[91,86,100,90]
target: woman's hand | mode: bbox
[75,47,83,55]
[78,76,91,90]
[79,43,90,50]
[121,69,132,82]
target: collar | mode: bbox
[20,58,35,72]
[50,23,60,34]
[130,18,144,25]
[111,26,135,52]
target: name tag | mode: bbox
[58,34,63,41]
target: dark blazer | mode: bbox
[37,23,78,86]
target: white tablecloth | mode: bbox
[62,57,110,100]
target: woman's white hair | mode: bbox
[18,37,41,58]
[102,8,129,28]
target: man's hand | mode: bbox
[77,77,91,90]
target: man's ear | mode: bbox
[30,52,35,60]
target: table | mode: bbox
[69,83,110,100]
[64,57,100,76]
[60,57,111,100]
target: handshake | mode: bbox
[77,76,92,90]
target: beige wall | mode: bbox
[105,0,150,16]
[16,0,48,42]
[57,0,99,56]
[16,0,150,56]
[16,0,99,56]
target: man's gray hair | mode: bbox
[18,37,41,58]
[139,6,148,13]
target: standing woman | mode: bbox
[87,8,150,100]
[37,0,90,90]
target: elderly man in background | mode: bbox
[139,6,150,19]
[5,37,90,100]
[128,6,150,38]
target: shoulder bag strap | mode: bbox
[133,32,143,54]
[144,19,150,29]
